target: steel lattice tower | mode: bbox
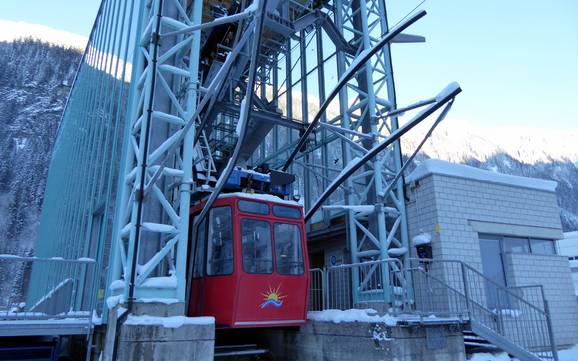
[31,0,460,316]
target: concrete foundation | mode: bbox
[101,302,214,361]
[260,320,466,361]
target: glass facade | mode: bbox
[30,0,141,309]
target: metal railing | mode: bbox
[311,259,408,312]
[309,268,324,311]
[0,255,99,321]
[309,258,558,361]
[406,260,469,319]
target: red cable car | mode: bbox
[187,192,309,328]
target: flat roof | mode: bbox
[406,159,557,193]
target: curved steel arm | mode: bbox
[185,0,269,307]
[281,9,427,171]
[304,83,462,222]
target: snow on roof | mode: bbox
[406,159,557,192]
[564,231,578,241]
[217,192,301,206]
[412,233,432,246]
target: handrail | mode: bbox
[411,267,491,317]
[409,258,548,316]
[315,257,557,360]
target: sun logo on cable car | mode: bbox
[260,285,286,309]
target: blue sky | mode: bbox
[1,0,576,131]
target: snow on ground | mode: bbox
[307,309,397,326]
[467,353,512,361]
[125,315,214,328]
[468,344,578,361]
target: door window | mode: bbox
[479,237,508,309]
[191,216,206,278]
[241,219,273,274]
[206,207,233,276]
[274,223,304,275]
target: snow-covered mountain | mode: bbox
[402,121,578,231]
[0,39,576,258]
[0,39,81,255]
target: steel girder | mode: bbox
[107,0,205,305]
[35,0,462,316]
[106,0,270,311]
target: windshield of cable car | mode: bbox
[241,219,273,274]
[206,207,233,276]
[274,223,304,275]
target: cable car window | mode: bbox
[206,207,233,276]
[241,219,273,274]
[191,216,206,278]
[238,200,269,215]
[274,223,304,275]
[272,205,301,219]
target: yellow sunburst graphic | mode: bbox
[260,285,286,309]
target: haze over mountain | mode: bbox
[402,121,578,231]
[0,36,575,257]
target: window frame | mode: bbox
[240,217,274,274]
[190,215,207,279]
[272,204,302,219]
[529,238,556,255]
[206,206,235,277]
[479,233,557,256]
[274,222,305,276]
[238,199,270,215]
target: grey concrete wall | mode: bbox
[117,321,214,361]
[260,320,466,361]
[406,173,563,272]
[101,302,215,361]
[405,172,578,348]
[503,253,578,347]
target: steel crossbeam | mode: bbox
[34,0,463,318]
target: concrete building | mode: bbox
[404,159,578,348]
[557,231,578,301]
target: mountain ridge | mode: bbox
[0,39,575,257]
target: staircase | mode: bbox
[463,329,501,354]
[409,260,559,361]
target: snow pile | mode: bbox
[559,344,578,361]
[468,352,511,361]
[388,247,407,257]
[125,315,214,328]
[218,192,301,206]
[493,309,521,318]
[106,295,125,309]
[406,159,557,192]
[141,276,178,289]
[412,233,432,246]
[435,82,460,102]
[469,344,578,361]
[307,309,397,326]
[137,298,180,304]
